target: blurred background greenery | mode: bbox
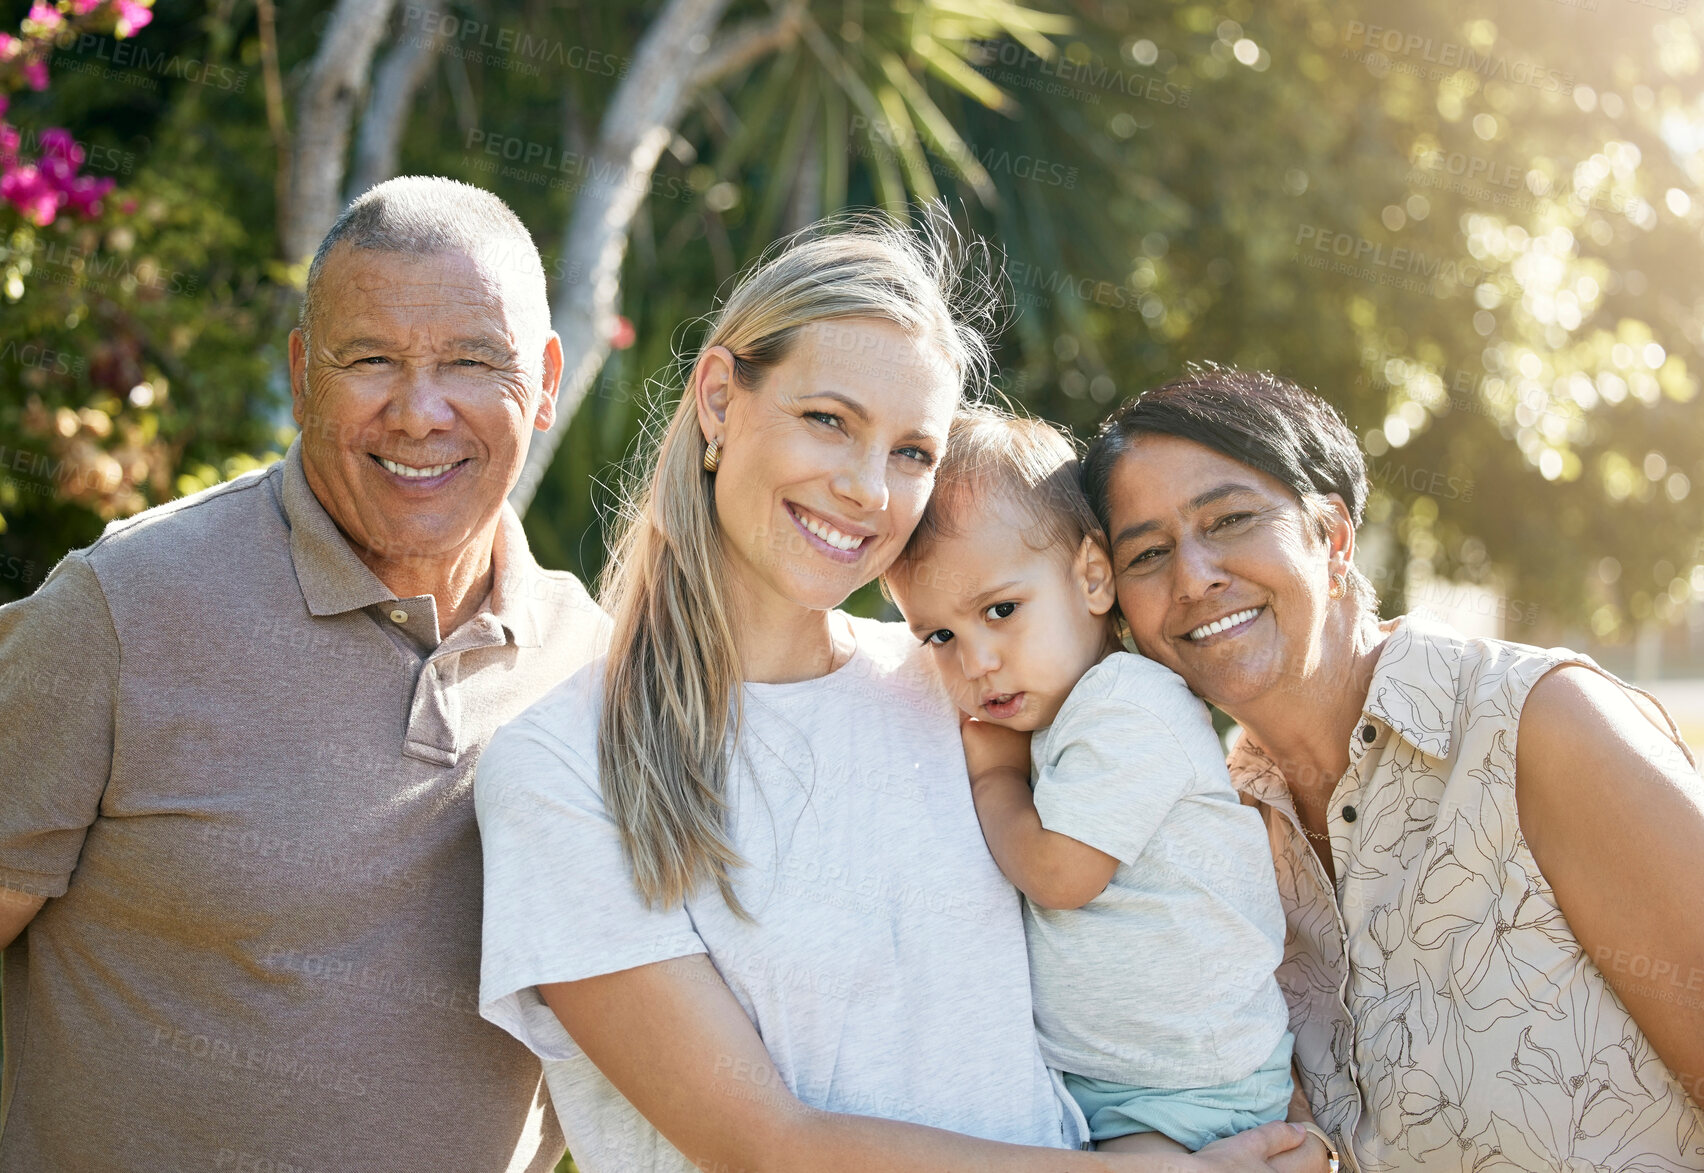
[1,0,1700,676]
[0,2,1701,1165]
[6,0,1703,708]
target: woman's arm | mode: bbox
[540,953,1315,1173]
[960,718,1120,910]
[1516,665,1704,1109]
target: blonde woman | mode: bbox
[471,219,1320,1173]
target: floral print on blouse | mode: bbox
[1228,613,1704,1172]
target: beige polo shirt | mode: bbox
[0,440,608,1172]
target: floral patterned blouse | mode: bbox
[1228,614,1704,1172]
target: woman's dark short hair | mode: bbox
[1082,364,1369,532]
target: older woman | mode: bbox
[1083,366,1704,1172]
[471,233,1314,1172]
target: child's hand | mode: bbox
[959,715,1032,784]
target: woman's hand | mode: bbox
[1190,1122,1321,1173]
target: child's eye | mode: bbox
[984,601,1017,621]
[923,629,954,646]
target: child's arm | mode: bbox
[960,718,1119,910]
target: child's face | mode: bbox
[890,496,1117,731]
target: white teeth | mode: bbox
[797,509,866,552]
[1187,607,1261,641]
[379,457,458,479]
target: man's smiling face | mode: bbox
[288,243,557,569]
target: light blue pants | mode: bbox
[1063,1031,1295,1152]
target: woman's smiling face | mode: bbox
[1102,433,1338,709]
[701,317,959,616]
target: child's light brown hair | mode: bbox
[886,403,1107,588]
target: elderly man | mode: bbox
[0,177,605,1170]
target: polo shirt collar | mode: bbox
[281,438,548,647]
[281,439,397,617]
[487,504,546,649]
[1358,612,1463,760]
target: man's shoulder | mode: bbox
[82,461,286,575]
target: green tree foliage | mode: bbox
[1,0,1700,650]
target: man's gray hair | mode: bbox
[300,176,550,357]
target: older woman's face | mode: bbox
[708,318,958,615]
[1103,434,1335,709]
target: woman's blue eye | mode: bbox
[924,629,954,646]
[985,601,1017,621]
[896,445,935,466]
[806,411,842,428]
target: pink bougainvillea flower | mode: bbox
[68,0,105,14]
[63,173,113,217]
[40,128,84,166]
[1,163,62,225]
[114,0,153,37]
[610,315,636,349]
[0,124,17,167]
[23,58,49,90]
[26,3,65,32]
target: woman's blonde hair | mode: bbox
[598,208,999,917]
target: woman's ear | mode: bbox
[692,346,736,445]
[1321,492,1356,579]
[1075,535,1118,617]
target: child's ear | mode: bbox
[1075,535,1117,617]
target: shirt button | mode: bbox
[1360,723,1377,743]
[1342,805,1358,823]
[389,609,409,624]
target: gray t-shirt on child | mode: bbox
[1026,651,1289,1088]
[476,616,1085,1173]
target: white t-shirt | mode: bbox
[1026,652,1289,1088]
[475,615,1083,1172]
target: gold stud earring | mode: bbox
[1329,573,1346,600]
[702,437,721,473]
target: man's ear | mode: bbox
[287,328,309,425]
[692,346,737,446]
[1076,535,1117,617]
[533,332,564,432]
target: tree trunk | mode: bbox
[509,0,803,514]
[346,0,443,200]
[281,0,401,265]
